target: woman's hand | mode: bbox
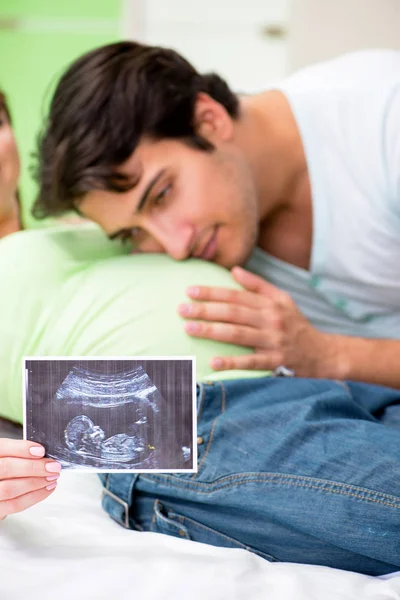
[0,438,61,520]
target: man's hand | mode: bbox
[178,266,339,376]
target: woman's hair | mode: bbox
[0,90,13,124]
[32,41,240,219]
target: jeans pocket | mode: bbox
[149,499,277,562]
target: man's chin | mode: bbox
[212,252,251,270]
[227,247,256,269]
[189,239,255,269]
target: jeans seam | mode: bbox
[197,383,206,420]
[104,474,140,529]
[192,381,226,480]
[220,380,226,413]
[150,500,190,538]
[335,380,353,398]
[170,511,276,561]
[140,473,400,508]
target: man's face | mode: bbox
[79,135,260,269]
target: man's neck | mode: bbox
[237,90,308,220]
[237,91,313,269]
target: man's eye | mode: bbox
[153,184,172,206]
[119,227,140,244]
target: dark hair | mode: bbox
[32,40,239,219]
[0,90,13,123]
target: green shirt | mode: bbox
[1,225,269,423]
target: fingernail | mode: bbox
[29,446,45,457]
[187,286,199,297]
[45,475,60,482]
[178,304,192,316]
[46,482,57,491]
[45,462,62,473]
[212,358,223,369]
[185,322,199,333]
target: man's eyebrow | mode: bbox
[136,168,166,212]
[107,168,167,241]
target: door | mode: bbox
[130,0,291,93]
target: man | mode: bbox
[22,42,400,574]
[33,42,400,388]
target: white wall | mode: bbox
[288,0,400,71]
[126,0,291,92]
[125,0,400,89]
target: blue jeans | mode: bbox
[99,377,400,576]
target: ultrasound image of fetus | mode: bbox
[64,415,146,463]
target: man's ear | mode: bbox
[193,92,234,144]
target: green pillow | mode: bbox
[0,225,269,424]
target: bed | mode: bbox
[1,468,399,600]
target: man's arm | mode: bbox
[327,335,400,389]
[179,267,400,390]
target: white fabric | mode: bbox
[246,50,400,338]
[1,472,399,600]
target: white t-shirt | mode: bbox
[245,50,400,339]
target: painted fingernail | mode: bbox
[178,304,192,316]
[212,358,223,369]
[45,462,62,473]
[29,446,45,457]
[187,286,200,297]
[185,322,199,333]
[46,482,57,491]
[45,475,60,482]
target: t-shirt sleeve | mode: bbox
[383,82,400,216]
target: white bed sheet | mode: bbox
[1,472,399,600]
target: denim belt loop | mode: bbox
[196,382,206,414]
[101,473,140,529]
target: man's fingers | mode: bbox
[179,301,282,331]
[178,301,273,328]
[0,438,45,459]
[0,476,59,502]
[210,352,284,372]
[231,266,287,302]
[186,284,268,309]
[0,485,57,520]
[185,268,289,308]
[184,320,282,349]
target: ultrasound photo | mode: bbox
[23,357,196,472]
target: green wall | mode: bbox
[0,0,122,228]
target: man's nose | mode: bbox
[140,219,195,261]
